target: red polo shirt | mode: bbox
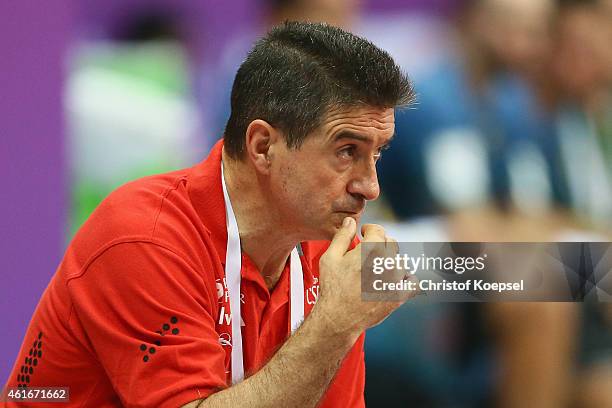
[4,140,365,407]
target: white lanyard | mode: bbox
[221,161,304,384]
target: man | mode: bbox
[4,22,415,407]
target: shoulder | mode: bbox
[63,167,219,287]
[73,169,190,244]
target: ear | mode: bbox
[244,119,282,175]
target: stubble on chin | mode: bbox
[324,213,359,240]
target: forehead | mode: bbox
[317,106,395,142]
[484,0,552,18]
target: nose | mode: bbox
[347,160,380,201]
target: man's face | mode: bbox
[552,8,612,100]
[268,106,395,240]
[469,0,553,77]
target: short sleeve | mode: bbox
[67,240,227,408]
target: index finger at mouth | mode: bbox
[385,236,400,256]
[361,224,386,242]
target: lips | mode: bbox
[333,201,365,216]
[335,207,364,216]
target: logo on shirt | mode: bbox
[216,278,246,327]
[216,281,225,300]
[140,316,180,363]
[217,306,246,326]
[306,276,320,305]
[216,278,245,304]
[16,331,43,388]
[218,332,232,347]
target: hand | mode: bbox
[315,217,415,338]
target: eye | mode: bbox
[374,144,390,162]
[337,145,356,161]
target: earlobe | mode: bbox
[245,119,277,174]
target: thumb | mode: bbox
[327,217,357,257]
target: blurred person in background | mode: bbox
[367,1,588,407]
[269,0,361,29]
[544,0,612,228]
[545,2,612,406]
[67,7,203,236]
[377,0,564,221]
[201,0,363,147]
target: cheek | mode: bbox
[291,173,341,214]
[275,153,350,218]
[277,163,317,206]
[309,177,349,216]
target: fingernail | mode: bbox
[343,217,352,228]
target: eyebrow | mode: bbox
[332,131,394,146]
[332,131,370,143]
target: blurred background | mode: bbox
[1,0,611,406]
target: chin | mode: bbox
[326,213,360,238]
[305,221,341,241]
[304,213,361,241]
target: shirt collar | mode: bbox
[187,139,228,263]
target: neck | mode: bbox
[222,149,299,290]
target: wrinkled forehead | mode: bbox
[316,106,396,143]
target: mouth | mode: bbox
[332,202,366,221]
[334,209,363,217]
